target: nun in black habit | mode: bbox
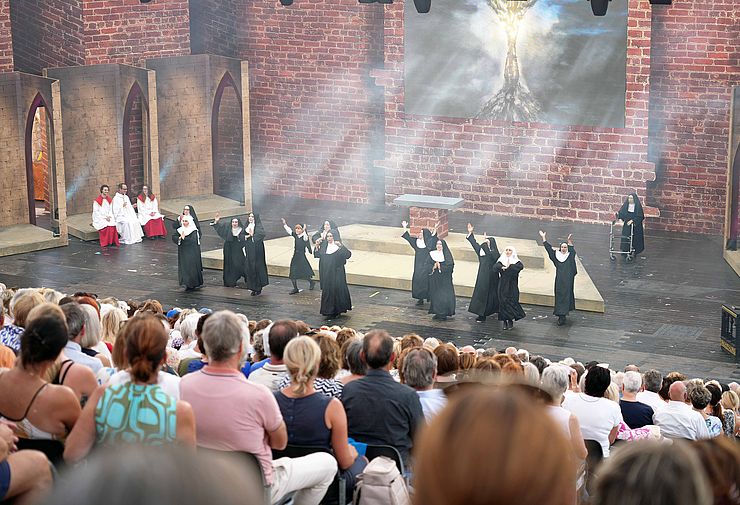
[540,230,577,326]
[466,223,499,322]
[427,239,456,321]
[616,193,645,256]
[211,213,247,287]
[312,219,341,244]
[243,212,269,295]
[282,217,315,294]
[493,246,526,330]
[401,220,436,305]
[313,230,352,318]
[172,213,203,291]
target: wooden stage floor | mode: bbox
[1,197,738,382]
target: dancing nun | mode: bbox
[173,212,203,291]
[211,213,248,287]
[539,230,577,326]
[493,245,525,330]
[314,230,352,318]
[615,193,645,257]
[401,220,436,305]
[243,212,269,296]
[466,223,499,323]
[428,238,456,321]
[282,218,315,294]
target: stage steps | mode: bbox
[202,223,605,313]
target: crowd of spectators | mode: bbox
[0,283,738,505]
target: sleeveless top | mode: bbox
[0,374,58,440]
[274,391,332,447]
[95,382,177,446]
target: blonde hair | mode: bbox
[720,390,739,411]
[102,307,128,346]
[283,336,321,396]
[604,382,620,403]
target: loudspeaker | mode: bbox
[589,0,610,16]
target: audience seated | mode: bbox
[180,311,336,505]
[0,289,45,353]
[691,436,740,505]
[720,390,739,437]
[78,304,111,367]
[619,370,654,429]
[277,333,344,398]
[60,303,103,374]
[688,383,722,438]
[0,304,81,443]
[0,423,52,505]
[653,381,710,440]
[541,364,587,460]
[342,330,424,468]
[635,369,665,413]
[64,315,196,463]
[402,347,447,422]
[432,343,458,389]
[339,339,366,385]
[249,320,298,392]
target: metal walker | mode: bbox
[609,220,635,261]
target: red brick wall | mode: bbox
[82,0,190,66]
[213,80,244,203]
[241,0,385,204]
[0,0,12,72]
[124,91,145,196]
[646,0,740,234]
[189,0,240,57]
[10,0,84,74]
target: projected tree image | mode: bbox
[476,0,541,121]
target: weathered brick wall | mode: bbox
[213,79,244,203]
[241,0,385,204]
[82,0,190,66]
[0,0,12,72]
[0,74,27,226]
[124,88,145,197]
[10,0,84,75]
[189,0,240,58]
[646,0,740,234]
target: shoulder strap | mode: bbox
[58,359,75,385]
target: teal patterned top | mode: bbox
[95,382,177,446]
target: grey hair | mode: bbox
[61,302,85,340]
[642,369,662,393]
[10,288,38,316]
[201,311,243,362]
[623,371,642,393]
[345,340,367,376]
[79,304,102,348]
[402,348,437,389]
[522,362,540,385]
[179,313,201,343]
[541,364,570,400]
[516,349,530,363]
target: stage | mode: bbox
[1,197,738,382]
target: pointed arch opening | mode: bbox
[24,93,54,228]
[211,72,245,204]
[123,82,150,201]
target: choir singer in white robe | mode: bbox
[92,184,120,247]
[136,185,167,239]
[112,182,143,245]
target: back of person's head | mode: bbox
[541,364,570,400]
[593,441,711,505]
[40,288,65,305]
[584,366,612,398]
[179,313,202,343]
[690,437,740,505]
[642,369,662,393]
[570,363,586,383]
[522,362,540,385]
[433,343,459,376]
[688,384,711,410]
[268,320,299,360]
[403,348,436,390]
[529,355,548,375]
[101,306,127,345]
[362,330,394,369]
[400,333,423,351]
[422,337,440,351]
[255,319,272,332]
[414,387,575,505]
[201,310,243,363]
[344,339,366,376]
[458,351,477,371]
[10,289,45,327]
[125,314,168,383]
[721,390,739,412]
[516,349,530,363]
[604,382,620,403]
[20,303,68,366]
[704,383,722,414]
[313,333,341,379]
[111,320,131,369]
[473,357,501,376]
[79,304,102,348]
[195,313,211,338]
[42,445,263,505]
[61,302,86,340]
[283,336,321,396]
[624,364,640,372]
[137,299,163,315]
[335,327,356,348]
[622,370,642,394]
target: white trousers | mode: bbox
[270,453,337,505]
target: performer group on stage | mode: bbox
[92,182,167,247]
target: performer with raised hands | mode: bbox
[282,217,315,294]
[466,223,499,323]
[539,230,577,326]
[401,220,436,306]
[493,245,525,330]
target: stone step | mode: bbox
[67,213,100,241]
[159,194,249,221]
[0,224,67,257]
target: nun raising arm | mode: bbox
[314,230,352,318]
[492,245,525,330]
[282,218,315,294]
[401,220,435,306]
[427,239,456,321]
[466,223,500,323]
[539,230,577,326]
[243,212,269,296]
[211,213,248,288]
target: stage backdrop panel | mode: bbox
[404,0,628,128]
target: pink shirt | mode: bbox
[180,367,283,484]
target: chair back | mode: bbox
[198,448,271,504]
[583,439,604,496]
[16,438,65,469]
[364,444,405,476]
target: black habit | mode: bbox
[314,242,352,316]
[172,228,203,290]
[543,241,577,317]
[493,260,526,321]
[467,233,500,317]
[401,229,434,301]
[428,241,456,318]
[212,220,247,287]
[244,213,269,292]
[311,220,341,243]
[289,231,314,280]
[616,193,645,255]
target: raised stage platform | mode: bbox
[0,224,67,257]
[160,194,249,221]
[202,223,605,313]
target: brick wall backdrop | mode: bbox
[124,91,145,197]
[0,0,12,72]
[189,0,240,58]
[239,0,385,205]
[646,0,740,234]
[213,81,245,203]
[10,0,84,74]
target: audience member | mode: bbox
[277,333,343,398]
[249,320,299,392]
[653,381,710,440]
[541,364,587,460]
[79,304,111,366]
[180,311,336,505]
[403,347,447,422]
[101,306,127,350]
[342,330,424,467]
[60,303,103,374]
[433,343,458,389]
[64,315,196,463]
[704,383,732,438]
[720,390,739,437]
[691,436,740,505]
[619,371,654,429]
[0,423,52,504]
[339,339,366,385]
[688,384,722,438]
[0,289,45,353]
[636,369,665,413]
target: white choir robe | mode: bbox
[92,197,115,230]
[137,195,164,226]
[112,192,144,244]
